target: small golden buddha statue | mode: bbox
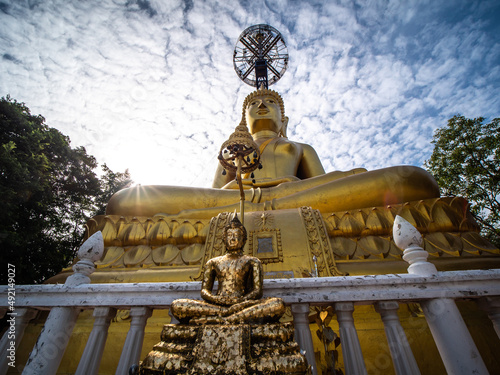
[171,214,285,324]
[139,215,308,374]
[106,88,440,218]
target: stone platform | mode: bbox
[140,322,309,375]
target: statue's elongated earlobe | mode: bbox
[279,116,289,138]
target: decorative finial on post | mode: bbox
[393,215,437,276]
[65,231,104,286]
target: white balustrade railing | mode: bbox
[4,270,500,309]
[1,270,500,375]
[1,217,499,375]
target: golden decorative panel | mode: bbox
[300,206,344,277]
[248,229,283,264]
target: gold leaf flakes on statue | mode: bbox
[139,215,308,374]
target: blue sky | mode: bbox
[1,0,499,187]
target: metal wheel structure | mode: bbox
[233,24,288,89]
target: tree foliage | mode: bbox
[0,96,132,284]
[425,115,500,248]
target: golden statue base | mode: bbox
[140,322,308,374]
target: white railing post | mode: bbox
[22,307,80,375]
[75,307,117,375]
[22,232,104,375]
[0,308,37,375]
[393,216,489,375]
[291,303,317,375]
[419,298,489,374]
[115,306,152,375]
[375,301,420,375]
[477,296,500,339]
[335,302,367,375]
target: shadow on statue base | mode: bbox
[139,322,309,374]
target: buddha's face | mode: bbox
[246,95,282,134]
[225,228,245,252]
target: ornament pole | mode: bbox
[236,157,245,226]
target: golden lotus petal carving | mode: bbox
[152,244,180,265]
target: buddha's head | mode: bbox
[243,88,289,137]
[223,214,247,253]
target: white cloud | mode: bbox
[0,0,499,191]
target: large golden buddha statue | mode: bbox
[45,76,499,375]
[106,88,440,219]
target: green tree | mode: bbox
[0,96,132,284]
[425,115,500,248]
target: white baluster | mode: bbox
[375,301,420,375]
[22,232,104,375]
[335,302,367,375]
[0,308,37,375]
[23,307,80,375]
[75,307,117,375]
[477,296,500,339]
[420,298,489,374]
[291,303,318,375]
[115,307,152,375]
[393,216,489,375]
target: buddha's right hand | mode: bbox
[221,178,256,190]
[221,176,300,190]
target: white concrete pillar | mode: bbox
[22,231,104,375]
[22,307,81,375]
[75,307,117,375]
[335,302,367,375]
[291,303,317,375]
[115,307,152,375]
[420,298,488,374]
[393,216,488,375]
[0,308,37,375]
[375,301,420,375]
[477,296,500,339]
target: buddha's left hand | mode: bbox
[223,300,258,316]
